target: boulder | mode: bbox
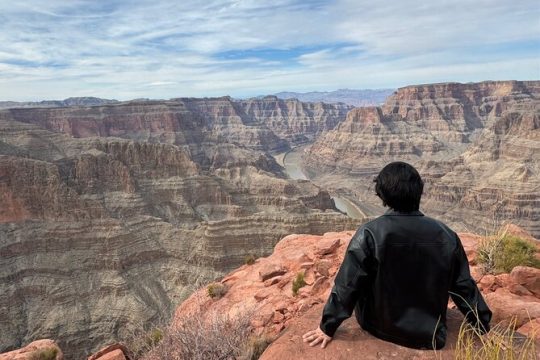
[484,288,540,327]
[259,262,288,282]
[0,340,63,360]
[87,344,130,360]
[315,237,341,256]
[510,266,540,297]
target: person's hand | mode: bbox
[302,327,332,348]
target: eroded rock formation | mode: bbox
[0,98,356,358]
[304,81,540,236]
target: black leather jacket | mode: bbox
[320,210,492,349]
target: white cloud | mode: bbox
[0,0,538,100]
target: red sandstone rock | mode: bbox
[510,266,540,297]
[0,340,63,360]
[172,232,352,338]
[87,343,130,360]
[507,283,534,297]
[314,259,332,277]
[459,233,483,265]
[93,349,126,360]
[259,262,287,281]
[479,274,498,292]
[263,276,282,287]
[315,237,341,255]
[484,288,540,327]
[167,229,539,359]
[495,273,511,288]
[517,318,540,340]
[260,304,463,360]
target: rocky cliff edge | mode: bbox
[2,225,539,360]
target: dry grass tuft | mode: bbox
[207,282,227,299]
[454,317,537,360]
[244,254,257,265]
[477,229,539,274]
[292,271,306,296]
[28,348,58,360]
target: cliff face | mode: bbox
[0,99,356,358]
[1,96,350,152]
[304,80,540,236]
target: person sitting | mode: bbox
[303,161,491,350]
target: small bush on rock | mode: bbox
[292,271,306,296]
[242,335,272,360]
[478,232,540,274]
[245,254,257,265]
[146,328,163,347]
[207,282,227,299]
[28,348,57,360]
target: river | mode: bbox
[275,146,366,219]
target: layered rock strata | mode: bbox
[0,96,350,151]
[0,98,356,358]
[304,81,540,236]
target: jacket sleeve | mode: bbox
[449,234,492,334]
[319,227,374,337]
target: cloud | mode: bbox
[0,0,538,100]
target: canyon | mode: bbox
[0,97,357,358]
[304,80,540,237]
[0,80,538,358]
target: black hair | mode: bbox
[373,161,424,212]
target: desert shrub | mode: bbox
[454,318,537,360]
[244,254,257,265]
[478,233,540,274]
[242,335,272,360]
[207,282,227,299]
[28,348,57,360]
[124,325,165,359]
[142,309,261,360]
[292,271,306,296]
[146,328,163,347]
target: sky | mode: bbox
[0,0,539,101]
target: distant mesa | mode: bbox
[254,88,395,106]
[0,97,119,109]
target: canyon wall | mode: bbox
[304,80,540,236]
[2,81,538,357]
[0,98,356,358]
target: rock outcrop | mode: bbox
[0,339,63,360]
[304,80,540,237]
[167,227,540,359]
[0,98,356,358]
[87,344,131,360]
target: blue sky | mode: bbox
[0,0,538,101]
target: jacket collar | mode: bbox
[384,209,424,216]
